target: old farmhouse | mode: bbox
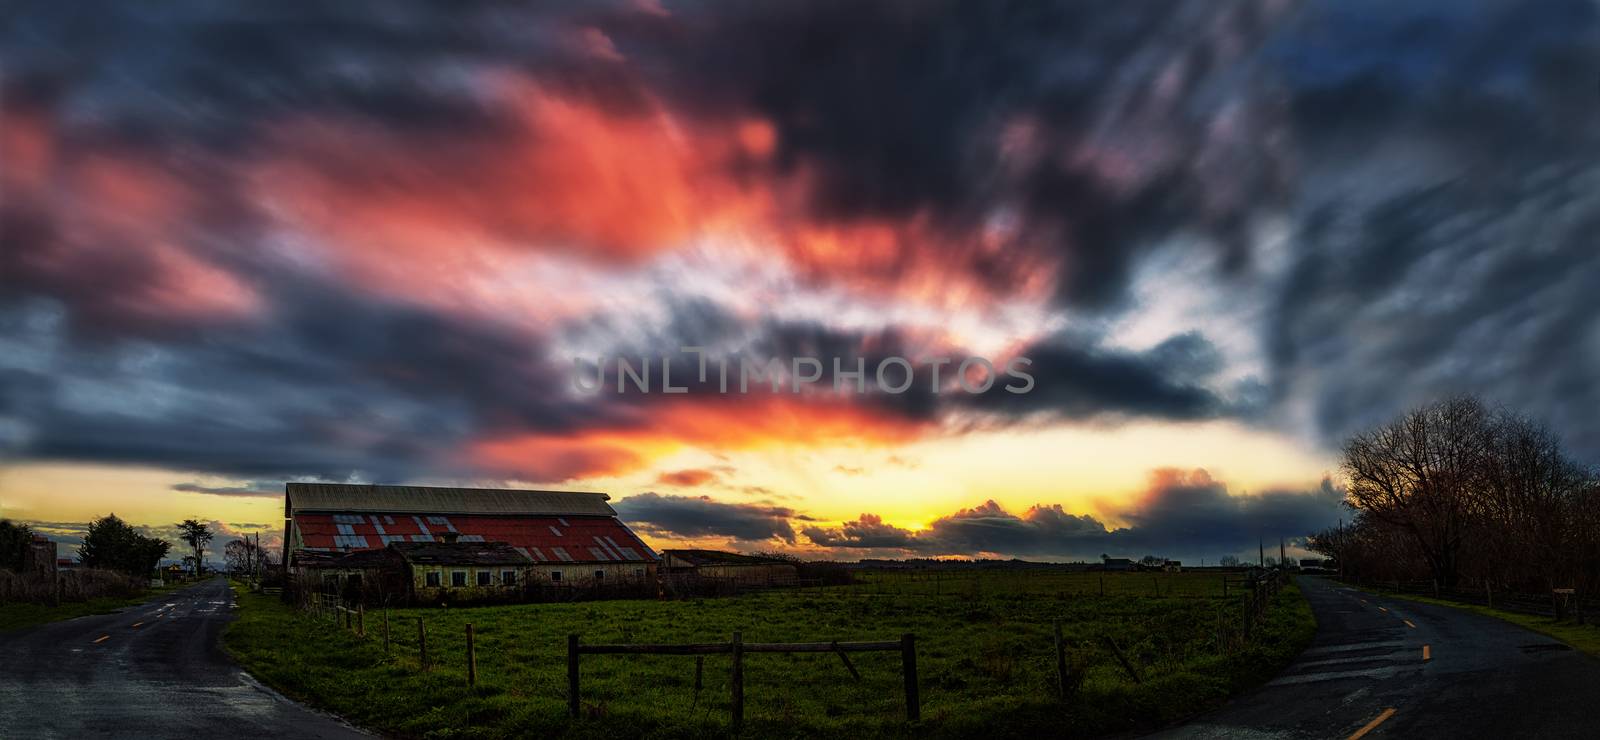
[284,483,659,604]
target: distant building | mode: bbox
[283,483,659,603]
[1101,556,1137,572]
[662,550,799,585]
[55,557,80,572]
[1163,560,1183,572]
[21,535,55,579]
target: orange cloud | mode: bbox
[468,395,929,481]
[252,80,1053,319]
[256,83,775,266]
[655,468,719,487]
[2,112,261,326]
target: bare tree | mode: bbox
[1342,396,1492,588]
[177,519,213,578]
[1334,396,1598,593]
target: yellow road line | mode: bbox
[1378,606,1388,613]
[91,634,110,644]
[1423,645,1431,661]
[1403,620,1416,628]
[1348,708,1396,740]
[130,622,144,628]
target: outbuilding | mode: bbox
[661,549,799,586]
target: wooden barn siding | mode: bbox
[408,562,656,603]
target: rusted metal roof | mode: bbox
[663,549,794,567]
[293,513,659,563]
[285,483,616,517]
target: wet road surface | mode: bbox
[0,577,368,739]
[1154,575,1600,738]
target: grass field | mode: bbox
[224,571,1314,739]
[0,581,185,633]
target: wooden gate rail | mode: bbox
[568,632,918,733]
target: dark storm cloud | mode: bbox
[965,331,1239,422]
[3,0,1599,484]
[613,492,810,543]
[4,0,1292,311]
[802,469,1346,561]
[622,0,1294,307]
[634,313,1243,424]
[171,482,280,498]
[802,514,918,549]
[1262,0,1600,459]
[0,277,606,480]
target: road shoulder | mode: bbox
[1348,584,1600,658]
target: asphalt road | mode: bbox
[1154,575,1600,739]
[0,576,368,739]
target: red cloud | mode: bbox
[467,394,929,481]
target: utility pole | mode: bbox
[1280,538,1286,569]
[1259,537,1265,568]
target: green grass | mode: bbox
[223,571,1315,739]
[0,581,186,633]
[1360,587,1600,658]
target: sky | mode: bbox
[2,0,1597,565]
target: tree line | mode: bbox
[1309,396,1600,595]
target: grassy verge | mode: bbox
[0,580,187,633]
[224,572,1314,739]
[1359,587,1600,658]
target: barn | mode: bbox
[284,483,659,603]
[661,549,799,586]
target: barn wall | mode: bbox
[696,563,797,583]
[407,562,657,603]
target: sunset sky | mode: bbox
[3,0,1597,564]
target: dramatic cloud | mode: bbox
[613,492,810,544]
[654,469,719,487]
[3,0,1598,526]
[803,469,1346,561]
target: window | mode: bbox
[594,570,605,581]
[425,571,441,587]
[477,570,491,586]
[635,569,645,579]
[451,570,467,587]
[550,571,561,582]
[501,570,515,585]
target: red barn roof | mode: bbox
[293,512,657,564]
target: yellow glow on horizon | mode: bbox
[0,463,284,534]
[586,417,1335,529]
[1,418,1336,551]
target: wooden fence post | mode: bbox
[731,631,744,734]
[357,604,365,637]
[1053,618,1067,702]
[1102,635,1141,684]
[418,617,428,670]
[901,633,920,722]
[466,623,477,686]
[568,634,580,718]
